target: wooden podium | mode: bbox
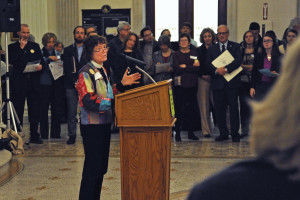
[115,80,176,200]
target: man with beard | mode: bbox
[139,26,160,85]
[63,26,87,144]
[8,24,43,144]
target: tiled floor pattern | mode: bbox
[0,121,254,200]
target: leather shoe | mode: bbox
[215,135,229,142]
[30,137,43,144]
[232,134,240,142]
[188,132,199,140]
[67,136,76,145]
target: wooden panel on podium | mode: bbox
[115,80,175,200]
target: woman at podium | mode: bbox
[76,35,141,200]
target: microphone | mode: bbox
[120,54,157,85]
[120,53,147,66]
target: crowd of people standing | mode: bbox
[0,21,298,145]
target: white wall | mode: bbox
[1,0,298,49]
[235,0,297,43]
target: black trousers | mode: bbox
[254,82,273,102]
[39,79,65,138]
[174,86,200,133]
[79,123,111,200]
[213,87,240,136]
[238,82,251,133]
[11,78,40,138]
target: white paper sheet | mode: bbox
[212,50,242,82]
[49,61,64,80]
[23,60,40,73]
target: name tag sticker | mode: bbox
[94,72,103,80]
[190,56,197,60]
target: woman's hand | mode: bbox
[271,71,279,77]
[49,56,58,61]
[121,68,141,86]
[193,60,200,67]
[36,64,43,71]
[242,64,253,71]
[250,88,255,98]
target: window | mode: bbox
[155,0,179,41]
[194,0,218,45]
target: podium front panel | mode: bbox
[120,127,171,200]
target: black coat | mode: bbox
[206,41,242,90]
[63,44,87,89]
[250,52,282,89]
[8,41,43,93]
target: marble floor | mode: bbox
[0,122,254,200]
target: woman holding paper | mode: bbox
[250,33,282,101]
[173,33,200,141]
[153,35,174,82]
[40,32,65,139]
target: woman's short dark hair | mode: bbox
[179,33,191,43]
[42,32,57,46]
[123,32,139,50]
[83,35,107,62]
[158,35,171,48]
[200,28,216,44]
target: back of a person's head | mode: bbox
[249,22,260,31]
[250,36,300,181]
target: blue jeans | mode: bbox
[66,88,78,137]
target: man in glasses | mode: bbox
[139,26,160,85]
[63,26,87,144]
[206,25,242,143]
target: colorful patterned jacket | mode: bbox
[76,62,114,125]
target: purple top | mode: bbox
[261,58,272,82]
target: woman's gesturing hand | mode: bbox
[121,68,142,86]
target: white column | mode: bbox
[132,0,145,34]
[227,0,238,42]
[57,0,79,46]
[20,0,48,46]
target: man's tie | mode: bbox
[222,44,226,53]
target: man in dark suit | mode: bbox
[206,25,242,142]
[63,26,87,144]
[8,24,43,144]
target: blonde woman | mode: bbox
[187,37,300,200]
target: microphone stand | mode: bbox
[0,32,22,138]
